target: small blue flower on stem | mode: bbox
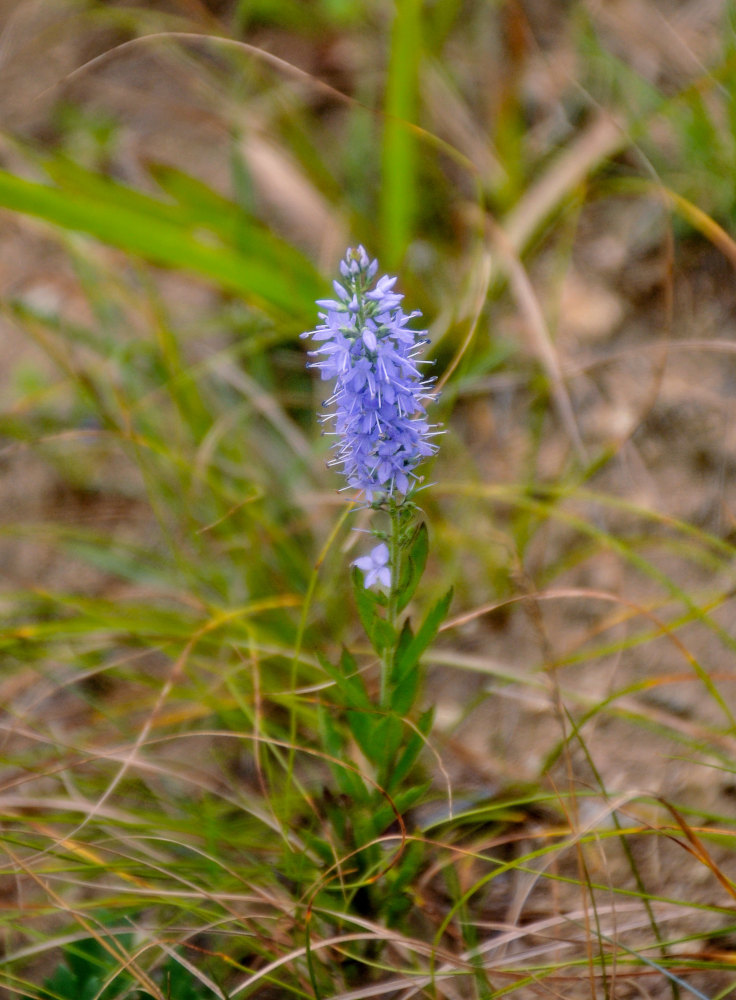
[352,542,391,590]
[302,246,440,504]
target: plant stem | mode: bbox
[380,496,402,710]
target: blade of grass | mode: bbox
[0,168,319,316]
[380,0,422,266]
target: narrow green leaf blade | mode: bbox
[318,705,367,801]
[0,168,319,316]
[318,649,371,710]
[347,709,403,769]
[393,586,453,685]
[397,521,429,613]
[380,0,422,265]
[352,566,394,654]
[371,781,431,835]
[390,659,420,715]
[386,728,423,793]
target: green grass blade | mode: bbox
[380,0,422,266]
[0,167,319,316]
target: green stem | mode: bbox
[380,497,402,710]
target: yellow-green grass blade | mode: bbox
[0,168,320,317]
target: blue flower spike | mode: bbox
[302,246,440,504]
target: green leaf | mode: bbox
[347,706,415,782]
[389,838,426,892]
[386,730,421,793]
[318,649,371,710]
[0,166,320,317]
[317,702,343,760]
[397,521,429,612]
[390,665,420,718]
[147,160,322,285]
[391,588,453,697]
[318,704,366,801]
[153,956,209,1000]
[417,705,434,735]
[346,708,381,765]
[347,708,403,769]
[372,713,405,769]
[302,827,338,867]
[371,781,431,835]
[386,708,433,793]
[392,618,414,676]
[42,935,135,1000]
[352,566,394,654]
[390,618,419,713]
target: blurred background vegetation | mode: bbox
[3,0,736,997]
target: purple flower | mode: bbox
[302,246,440,501]
[352,542,391,589]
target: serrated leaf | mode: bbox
[397,521,429,612]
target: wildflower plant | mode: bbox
[302,247,452,934]
[304,244,439,502]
